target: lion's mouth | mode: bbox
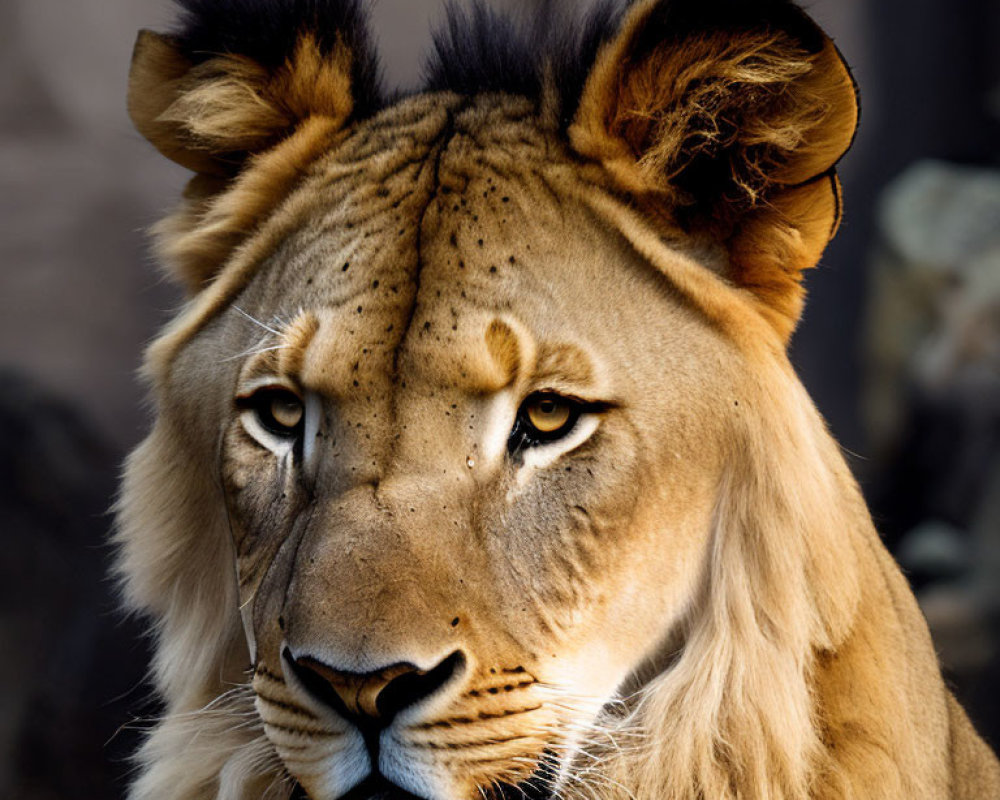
[289,769,555,800]
[339,775,423,800]
[491,777,554,800]
[286,730,559,800]
[290,776,421,800]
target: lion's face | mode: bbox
[195,94,732,799]
[121,2,862,798]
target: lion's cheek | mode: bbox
[560,476,718,690]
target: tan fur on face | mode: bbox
[483,320,523,390]
[153,115,344,291]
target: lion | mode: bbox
[116,0,1000,798]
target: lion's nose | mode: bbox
[285,648,465,728]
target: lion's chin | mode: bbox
[291,776,421,800]
[290,774,554,800]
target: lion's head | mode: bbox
[117,1,871,799]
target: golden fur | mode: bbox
[118,2,1000,799]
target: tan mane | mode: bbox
[595,358,867,798]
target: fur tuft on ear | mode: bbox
[128,1,383,292]
[129,0,382,174]
[571,0,859,340]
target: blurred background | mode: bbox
[0,0,997,796]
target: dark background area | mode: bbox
[1,0,997,797]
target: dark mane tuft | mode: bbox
[172,0,384,118]
[168,0,627,128]
[423,0,626,128]
[164,1,822,133]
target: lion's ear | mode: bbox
[570,0,858,340]
[128,2,381,176]
[127,2,382,292]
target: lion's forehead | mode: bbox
[246,102,609,395]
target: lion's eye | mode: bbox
[242,388,304,438]
[525,396,573,434]
[509,393,582,452]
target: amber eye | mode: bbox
[525,395,573,434]
[508,393,582,453]
[240,388,305,438]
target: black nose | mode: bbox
[285,648,465,729]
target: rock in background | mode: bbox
[865,161,1000,742]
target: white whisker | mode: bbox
[234,306,283,336]
[221,343,289,363]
